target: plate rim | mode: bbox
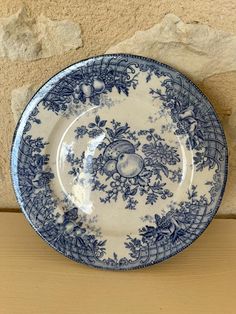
[10,53,229,270]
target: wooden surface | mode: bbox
[0,213,236,314]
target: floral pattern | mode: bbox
[123,185,210,265]
[149,73,226,171]
[11,54,227,270]
[66,115,181,209]
[42,56,139,114]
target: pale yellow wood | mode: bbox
[0,213,235,314]
[0,208,20,212]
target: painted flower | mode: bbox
[75,126,87,139]
[88,129,103,138]
[142,142,180,165]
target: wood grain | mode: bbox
[0,213,235,314]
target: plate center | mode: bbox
[49,93,194,255]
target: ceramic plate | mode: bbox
[11,54,228,270]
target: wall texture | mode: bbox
[0,0,235,213]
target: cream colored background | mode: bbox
[0,0,235,212]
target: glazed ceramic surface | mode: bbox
[11,54,228,270]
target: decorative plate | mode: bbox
[11,54,228,270]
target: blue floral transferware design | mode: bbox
[66,115,181,209]
[11,54,228,270]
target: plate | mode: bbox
[11,54,228,270]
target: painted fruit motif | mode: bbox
[103,159,117,177]
[93,78,105,93]
[104,140,135,160]
[117,153,144,178]
[81,83,94,98]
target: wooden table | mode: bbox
[0,213,235,314]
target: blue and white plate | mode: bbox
[11,54,228,270]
